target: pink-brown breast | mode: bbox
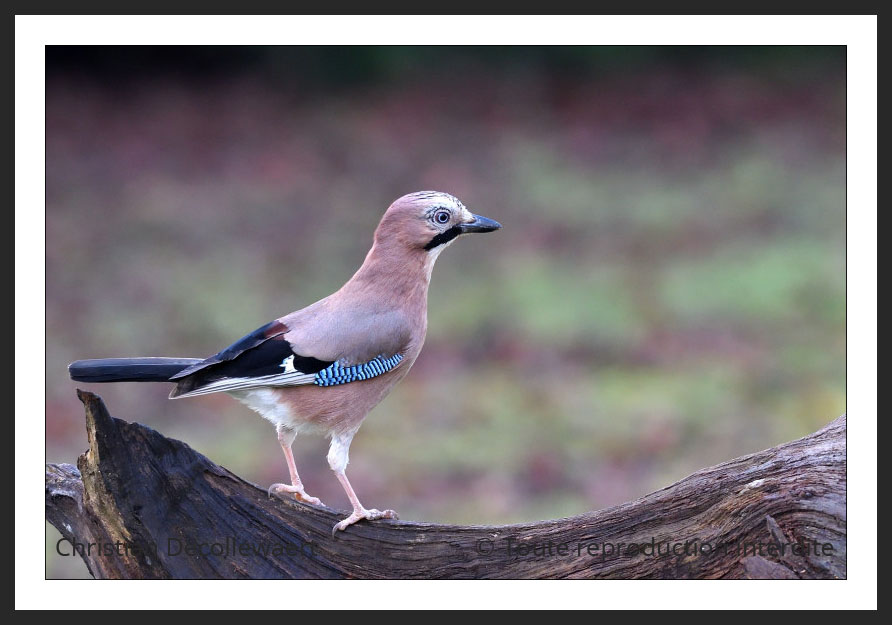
[271,337,423,436]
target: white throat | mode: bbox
[424,236,458,280]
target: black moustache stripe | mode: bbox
[424,226,463,250]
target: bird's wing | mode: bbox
[170,320,290,380]
[169,307,409,399]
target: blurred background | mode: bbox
[45,46,845,578]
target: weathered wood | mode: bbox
[46,390,846,579]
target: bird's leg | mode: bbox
[332,472,399,535]
[268,426,323,506]
[328,431,398,535]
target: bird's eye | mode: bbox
[433,210,451,224]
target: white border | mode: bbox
[17,14,876,610]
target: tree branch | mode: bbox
[46,390,846,579]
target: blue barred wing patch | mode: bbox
[314,354,404,387]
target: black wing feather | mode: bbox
[170,320,288,380]
[169,320,332,397]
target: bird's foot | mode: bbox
[267,483,324,506]
[332,508,399,536]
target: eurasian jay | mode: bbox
[68,191,502,533]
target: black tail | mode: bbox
[68,358,204,383]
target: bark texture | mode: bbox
[46,390,846,579]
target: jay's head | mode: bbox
[374,191,502,257]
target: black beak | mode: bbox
[459,213,502,234]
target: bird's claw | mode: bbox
[332,508,398,536]
[267,483,324,506]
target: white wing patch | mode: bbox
[280,355,297,373]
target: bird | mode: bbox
[68,191,502,534]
